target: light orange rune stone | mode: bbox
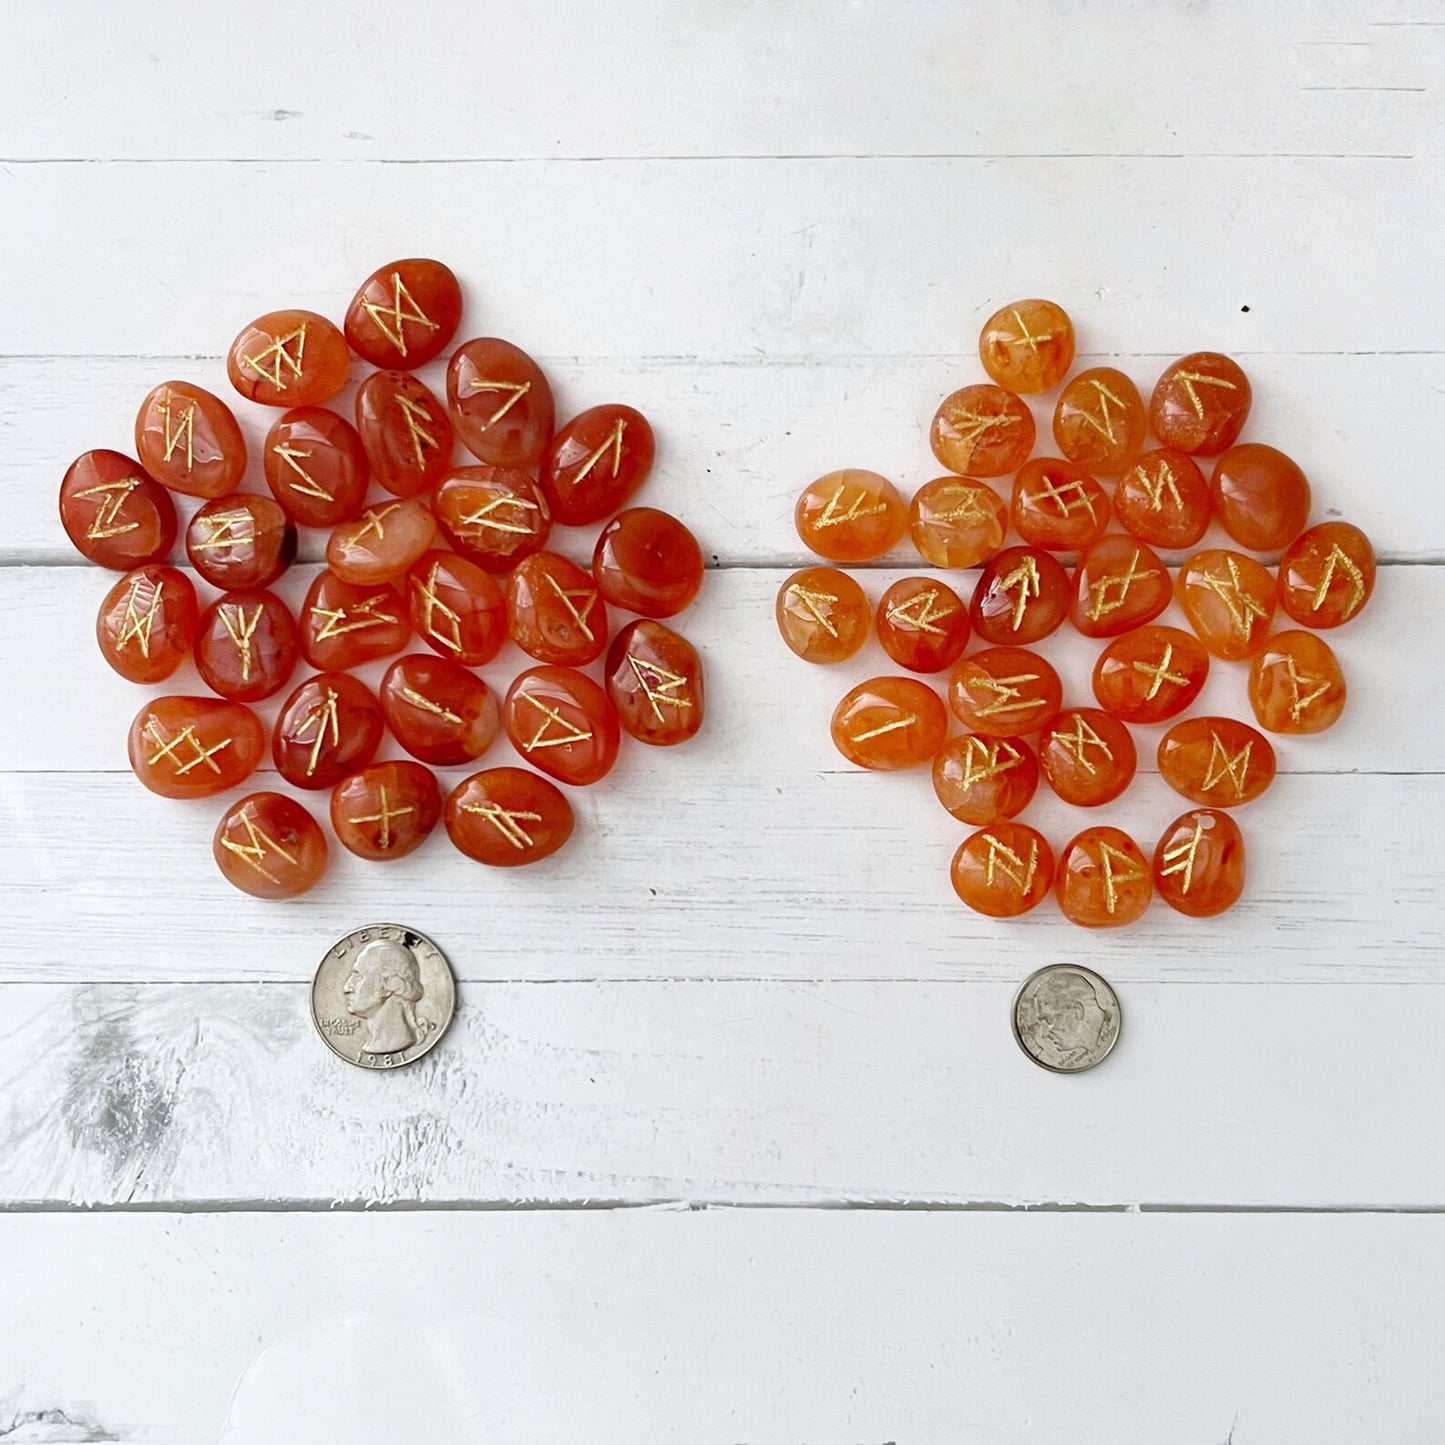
[830,676,948,770]
[1112,447,1213,549]
[1053,367,1146,478]
[1091,624,1209,724]
[795,470,907,561]
[948,646,1062,738]
[907,476,1008,568]
[128,695,266,800]
[932,732,1039,826]
[950,822,1055,918]
[1149,352,1251,455]
[875,576,970,674]
[1152,808,1246,918]
[930,385,1035,477]
[1068,536,1171,639]
[1011,457,1110,551]
[213,791,328,900]
[327,498,438,587]
[227,309,350,408]
[970,545,1071,646]
[1176,548,1276,660]
[1038,707,1137,808]
[1157,716,1276,808]
[135,381,247,499]
[330,759,443,862]
[1247,630,1346,735]
[775,566,871,663]
[1277,521,1375,629]
[1209,443,1311,553]
[1056,826,1153,928]
[978,298,1075,393]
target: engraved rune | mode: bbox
[1078,378,1129,444]
[347,784,415,851]
[1051,714,1113,774]
[1174,369,1238,419]
[218,601,263,682]
[1309,545,1366,615]
[1088,550,1147,621]
[311,594,399,641]
[273,442,333,499]
[464,377,531,429]
[627,655,694,723]
[190,508,256,556]
[1201,732,1254,801]
[458,491,541,537]
[1280,656,1333,723]
[972,672,1044,719]
[933,487,997,528]
[361,271,438,357]
[1096,841,1147,914]
[461,801,544,851]
[1197,556,1269,637]
[1030,471,1099,521]
[784,583,840,637]
[982,832,1039,893]
[144,719,231,776]
[413,562,463,654]
[159,393,195,471]
[852,714,916,744]
[1158,818,1205,894]
[996,555,1042,631]
[940,406,1022,455]
[813,484,886,530]
[291,688,341,777]
[885,586,956,636]
[116,574,165,658]
[398,685,462,725]
[543,573,598,643]
[219,807,298,883]
[957,737,1023,786]
[1009,307,1060,358]
[569,418,627,487]
[1138,455,1183,512]
[1132,643,1189,700]
[517,690,593,751]
[242,322,308,389]
[76,478,142,539]
[396,392,440,468]
[351,502,403,544]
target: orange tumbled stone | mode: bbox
[1153,808,1246,917]
[876,576,970,673]
[96,566,198,684]
[185,493,295,591]
[213,792,327,900]
[1056,826,1153,928]
[775,566,871,663]
[507,551,609,666]
[227,309,350,408]
[300,568,411,671]
[795,470,907,562]
[434,465,552,573]
[344,258,462,371]
[60,449,177,571]
[1278,521,1375,629]
[446,766,575,867]
[1039,707,1136,808]
[1011,457,1111,551]
[404,550,507,666]
[330,760,442,861]
[970,545,1071,645]
[950,822,1055,918]
[447,337,555,469]
[1069,536,1171,638]
[504,666,621,786]
[1210,443,1311,552]
[932,733,1039,826]
[273,672,384,790]
[1091,625,1209,724]
[355,371,454,500]
[135,381,247,499]
[1157,716,1276,808]
[1248,630,1346,735]
[830,676,948,770]
[128,695,265,800]
[948,646,1062,737]
[1149,352,1251,455]
[606,619,705,747]
[907,476,1008,568]
[1053,368,1146,477]
[380,653,501,766]
[263,407,370,529]
[539,404,656,526]
[1112,447,1213,549]
[327,498,437,586]
[930,385,1035,477]
[194,590,300,703]
[1176,548,1276,660]
[593,507,705,618]
[978,298,1074,393]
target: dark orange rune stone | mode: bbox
[300,568,411,671]
[507,551,609,666]
[950,822,1054,917]
[593,507,705,618]
[213,792,327,900]
[330,760,442,861]
[344,258,462,371]
[447,337,555,469]
[876,576,970,673]
[1149,351,1251,455]
[908,475,1008,568]
[1248,630,1346,735]
[794,470,907,562]
[96,566,198,684]
[381,653,501,766]
[434,465,552,573]
[1210,443,1311,552]
[128,695,265,800]
[1112,447,1213,549]
[446,767,575,867]
[60,449,177,570]
[978,298,1074,394]
[1011,457,1111,551]
[1056,826,1152,928]
[1176,548,1276,660]
[262,407,370,529]
[327,498,438,587]
[1278,521,1375,629]
[1157,715,1276,808]
[1153,808,1246,918]
[539,404,656,526]
[775,566,871,663]
[404,550,507,666]
[1039,707,1137,807]
[273,672,385,790]
[185,493,295,591]
[930,384,1035,477]
[504,666,621,786]
[194,590,300,702]
[354,371,453,500]
[1069,536,1171,638]
[970,545,1071,645]
[948,646,1062,738]
[830,676,948,770]
[1052,367,1146,477]
[135,381,247,499]
[932,733,1039,826]
[606,619,705,747]
[227,309,350,408]
[1091,625,1209,724]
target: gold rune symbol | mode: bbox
[115,574,165,658]
[1051,714,1113,774]
[885,586,956,636]
[351,502,403,544]
[464,377,531,429]
[1078,377,1129,444]
[398,685,462,725]
[396,392,440,468]
[219,808,298,884]
[1138,455,1183,512]
[957,737,1024,787]
[1031,471,1099,520]
[1158,818,1206,895]
[1279,656,1333,724]
[1310,545,1366,615]
[627,654,694,723]
[972,671,1044,719]
[982,832,1039,893]
[939,406,1023,454]
[361,271,439,357]
[1009,307,1060,358]
[144,719,231,776]
[852,714,915,744]
[272,442,333,500]
[996,555,1042,631]
[1197,556,1269,637]
[462,801,544,851]
[218,601,264,683]
[544,573,598,643]
[517,690,593,752]
[1096,841,1147,915]
[292,687,341,777]
[190,508,256,556]
[1201,731,1254,801]
[570,418,628,487]
[76,478,141,540]
[458,491,541,538]
[413,562,463,654]
[783,583,840,637]
[159,393,195,471]
[242,322,308,389]
[814,484,887,530]
[347,785,416,851]
[934,487,997,528]
[1132,643,1189,701]
[1088,550,1148,621]
[1174,369,1238,419]
[311,594,399,641]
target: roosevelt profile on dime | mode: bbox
[1012,964,1121,1073]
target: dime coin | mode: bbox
[1011,963,1121,1073]
[311,923,457,1069]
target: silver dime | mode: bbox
[1011,964,1121,1074]
[311,924,456,1069]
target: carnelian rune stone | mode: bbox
[831,676,948,770]
[795,470,907,562]
[1210,443,1311,553]
[1157,716,1276,808]
[96,566,198,684]
[775,566,871,663]
[908,476,1008,569]
[434,465,552,573]
[405,550,507,666]
[185,493,296,591]
[1149,352,1251,455]
[1278,521,1375,629]
[539,404,656,526]
[1069,536,1171,638]
[300,568,411,671]
[227,309,350,408]
[327,498,437,587]
[128,695,265,800]
[213,791,328,900]
[593,507,705,618]
[607,619,705,747]
[1011,457,1111,551]
[355,371,454,500]
[932,733,1039,826]
[446,766,575,867]
[970,545,1070,645]
[1112,447,1212,549]
[876,576,970,674]
[344,258,462,371]
[930,385,1035,477]
[1039,707,1137,808]
[381,653,501,767]
[60,450,177,571]
[1056,826,1153,928]
[447,337,555,469]
[978,298,1074,394]
[273,672,384,790]
[263,407,370,529]
[194,589,300,703]
[1053,368,1146,478]
[948,646,1062,737]
[504,666,621,786]
[1248,630,1346,735]
[951,822,1055,917]
[1092,625,1209,724]
[135,381,247,499]
[1176,548,1276,660]
[1153,808,1246,918]
[331,759,442,861]
[507,551,609,666]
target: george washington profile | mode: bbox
[342,937,430,1056]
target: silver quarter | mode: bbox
[311,924,456,1069]
[1011,964,1121,1074]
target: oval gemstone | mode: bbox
[300,568,411,671]
[194,590,300,702]
[1210,443,1311,552]
[262,407,370,529]
[930,384,1035,477]
[381,653,501,766]
[1112,447,1213,549]
[1176,548,1277,660]
[950,823,1055,917]
[1039,707,1137,807]
[330,760,443,861]
[60,449,177,571]
[1052,367,1146,477]
[539,404,656,525]
[875,576,970,673]
[185,493,295,591]
[1149,352,1251,455]
[128,695,266,799]
[227,309,349,408]
[907,475,1008,568]
[344,258,463,370]
[403,549,507,666]
[1157,716,1276,808]
[978,298,1074,393]
[447,337,555,469]
[1056,826,1153,927]
[606,619,705,747]
[1278,521,1375,629]
[593,507,705,618]
[326,498,437,587]
[273,672,385,790]
[830,676,948,770]
[504,666,621,786]
[507,551,609,666]
[1247,630,1346,735]
[135,381,247,499]
[354,371,454,499]
[794,470,907,562]
[948,646,1062,737]
[970,545,1071,645]
[1069,536,1171,638]
[434,465,552,573]
[96,566,198,684]
[1011,457,1111,551]
[932,733,1039,826]
[1091,625,1209,724]
[446,767,575,867]
[213,792,327,900]
[775,566,871,663]
[1153,808,1246,917]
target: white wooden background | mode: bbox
[2,2,1443,1441]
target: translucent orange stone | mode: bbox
[606,619,705,747]
[930,385,1035,477]
[1056,826,1153,928]
[504,666,621,786]
[446,766,575,867]
[344,258,462,371]
[213,792,328,900]
[447,337,555,469]
[1278,521,1375,629]
[1210,443,1311,552]
[970,545,1071,645]
[950,822,1055,917]
[1112,447,1212,549]
[775,566,871,663]
[875,576,970,673]
[1157,715,1276,808]
[1149,352,1251,455]
[830,676,948,770]
[262,407,370,529]
[978,298,1074,393]
[404,550,507,666]
[194,590,300,703]
[434,465,552,573]
[96,566,198,684]
[932,733,1039,825]
[135,381,247,499]
[60,450,177,571]
[507,551,609,666]
[1011,457,1111,550]
[355,372,454,500]
[1091,625,1209,724]
[907,475,1008,568]
[1153,808,1246,917]
[593,507,705,618]
[185,493,296,591]
[380,653,501,766]
[1053,368,1146,477]
[948,647,1061,739]
[1069,536,1171,638]
[326,498,437,587]
[794,470,907,562]
[539,404,656,526]
[1039,707,1137,807]
[1176,548,1277,660]
[330,760,443,861]
[1247,630,1346,735]
[227,309,350,408]
[300,568,411,671]
[128,695,266,800]
[273,672,385,790]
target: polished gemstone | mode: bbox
[795,470,907,562]
[262,407,370,529]
[354,371,454,500]
[1153,808,1246,917]
[1157,715,1276,808]
[326,498,437,586]
[1053,367,1146,477]
[978,298,1074,393]
[1112,447,1212,549]
[1091,624,1209,724]
[128,695,265,799]
[970,545,1071,645]
[1210,443,1311,552]
[227,309,349,408]
[404,550,507,666]
[1176,548,1277,660]
[504,665,621,786]
[875,576,970,673]
[380,653,501,766]
[593,507,704,617]
[300,568,412,671]
[330,760,442,861]
[606,619,705,746]
[445,766,575,867]
[344,258,462,370]
[1011,457,1111,550]
[434,465,552,572]
[1278,521,1375,629]
[1247,630,1346,734]
[1039,707,1137,807]
[185,493,295,591]
[272,672,385,790]
[507,551,609,666]
[932,733,1039,826]
[213,792,327,899]
[539,404,655,525]
[1068,536,1171,638]
[1056,826,1153,927]
[96,566,198,684]
[907,475,1008,568]
[60,449,177,570]
[830,675,948,770]
[950,822,1055,917]
[1149,351,1251,455]
[775,566,871,663]
[447,337,555,468]
[135,381,247,499]
[930,384,1035,477]
[948,646,1062,737]
[194,590,299,702]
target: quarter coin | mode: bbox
[1011,963,1121,1073]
